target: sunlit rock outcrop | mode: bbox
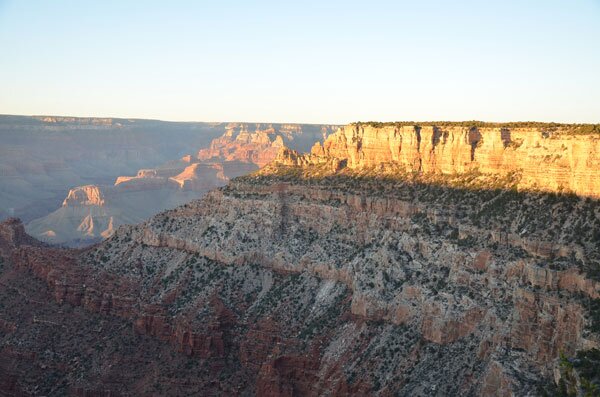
[277,123,600,197]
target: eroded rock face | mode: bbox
[0,221,241,396]
[62,185,106,207]
[0,217,42,256]
[197,123,336,167]
[280,124,600,197]
[131,175,600,394]
[169,163,228,191]
[8,168,599,395]
[4,123,600,395]
[0,115,229,223]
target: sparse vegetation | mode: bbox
[352,121,600,135]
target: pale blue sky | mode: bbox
[1,0,599,124]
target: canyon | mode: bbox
[1,122,600,395]
[15,120,336,246]
[0,115,227,222]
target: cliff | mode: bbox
[0,115,229,222]
[274,123,600,197]
[62,185,106,207]
[0,115,338,223]
[169,163,228,190]
[127,175,600,395]
[197,123,336,167]
[0,217,42,256]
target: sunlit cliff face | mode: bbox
[272,123,600,198]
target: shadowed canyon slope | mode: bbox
[20,121,337,246]
[1,122,600,395]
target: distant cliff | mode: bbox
[0,115,225,222]
[0,115,339,223]
[25,122,338,246]
[198,122,336,167]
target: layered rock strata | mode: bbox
[5,161,600,395]
[197,123,334,167]
[276,123,600,197]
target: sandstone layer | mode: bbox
[197,123,333,167]
[276,123,600,198]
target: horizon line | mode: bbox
[1,113,599,127]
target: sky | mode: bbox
[0,0,599,124]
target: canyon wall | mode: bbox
[197,122,333,165]
[0,115,229,222]
[279,124,600,197]
[6,166,599,395]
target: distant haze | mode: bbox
[1,0,599,124]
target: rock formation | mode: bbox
[276,123,600,198]
[62,185,106,207]
[170,163,228,190]
[0,116,337,224]
[197,123,333,167]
